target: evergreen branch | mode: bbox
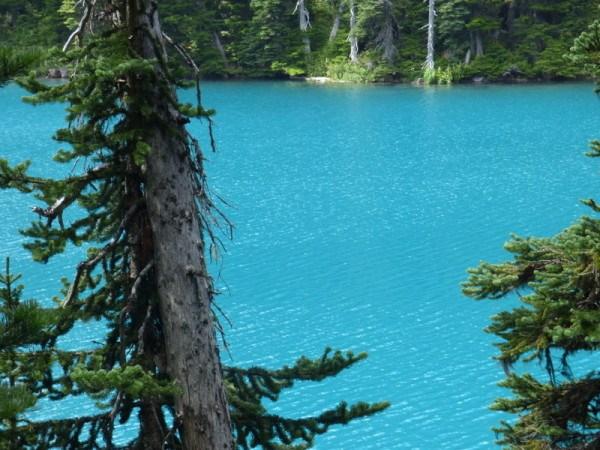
[17,411,113,449]
[232,400,389,449]
[31,164,110,227]
[71,365,179,399]
[0,159,49,193]
[227,349,368,383]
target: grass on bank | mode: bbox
[0,47,47,83]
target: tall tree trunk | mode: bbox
[464,48,471,65]
[475,31,484,57]
[424,0,435,71]
[348,0,358,63]
[329,2,344,42]
[138,403,168,450]
[294,0,311,54]
[124,155,167,450]
[213,31,230,68]
[127,1,233,449]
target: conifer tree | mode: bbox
[0,258,51,449]
[242,0,294,72]
[356,0,399,62]
[0,0,388,448]
[463,20,600,448]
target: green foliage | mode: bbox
[271,61,307,76]
[422,64,463,84]
[326,56,374,82]
[462,27,600,448]
[57,0,78,29]
[532,40,583,80]
[0,46,45,83]
[0,384,36,421]
[464,183,600,448]
[0,258,62,448]
[72,365,180,400]
[570,19,600,79]
[1,0,597,82]
[227,349,390,448]
[437,0,470,60]
[0,0,68,47]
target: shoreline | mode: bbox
[288,75,594,86]
[4,70,594,88]
[192,72,595,86]
[194,76,595,88]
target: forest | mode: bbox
[0,0,597,82]
[4,0,600,449]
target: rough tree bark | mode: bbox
[348,0,359,63]
[127,1,233,449]
[424,0,435,71]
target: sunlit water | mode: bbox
[2,81,600,449]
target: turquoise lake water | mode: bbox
[2,81,600,448]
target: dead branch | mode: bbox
[118,259,154,365]
[62,200,144,307]
[162,32,200,75]
[137,303,154,356]
[131,260,154,300]
[63,0,96,52]
[162,413,182,449]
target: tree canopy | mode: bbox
[0,0,596,82]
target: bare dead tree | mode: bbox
[348,0,359,63]
[293,0,312,54]
[424,0,436,71]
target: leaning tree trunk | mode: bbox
[424,0,435,71]
[127,1,233,449]
[213,31,230,68]
[329,2,344,42]
[348,0,359,63]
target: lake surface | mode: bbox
[2,81,600,449]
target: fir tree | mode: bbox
[356,0,399,63]
[1,0,598,81]
[0,0,388,448]
[462,21,600,449]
